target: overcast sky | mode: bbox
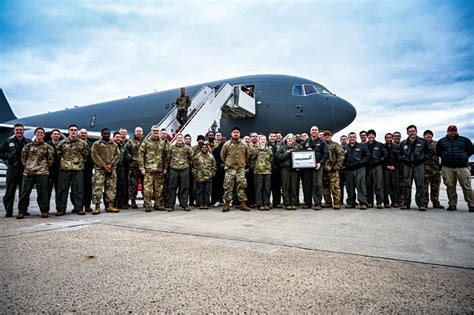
[1,0,472,141]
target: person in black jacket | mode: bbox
[396,125,433,211]
[301,126,329,210]
[366,129,387,208]
[344,132,370,209]
[0,124,32,217]
[436,125,473,212]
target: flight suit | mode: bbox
[301,137,329,207]
[115,142,128,208]
[276,143,302,208]
[344,142,370,207]
[0,136,31,217]
[366,140,387,207]
[396,136,433,209]
[268,141,282,207]
[383,143,400,207]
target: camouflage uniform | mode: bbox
[221,138,249,202]
[167,143,194,209]
[125,136,144,200]
[250,146,273,207]
[423,140,442,207]
[193,151,216,207]
[91,139,119,205]
[18,140,54,215]
[322,140,345,207]
[176,94,191,126]
[56,137,90,213]
[139,137,169,209]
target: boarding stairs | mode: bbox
[146,83,255,144]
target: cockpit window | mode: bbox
[304,85,317,95]
[292,85,304,96]
[315,86,332,95]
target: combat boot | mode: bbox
[92,204,101,215]
[106,203,120,213]
[130,199,138,209]
[240,201,250,211]
[333,203,341,210]
[322,203,332,208]
[223,201,230,212]
[433,203,445,209]
[77,208,86,215]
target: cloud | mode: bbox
[1,0,472,140]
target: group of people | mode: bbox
[1,121,473,219]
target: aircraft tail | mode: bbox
[0,89,18,122]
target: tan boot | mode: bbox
[131,199,138,209]
[92,203,100,215]
[106,202,119,213]
[240,201,250,211]
[223,201,230,212]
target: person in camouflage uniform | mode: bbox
[221,127,250,212]
[166,134,194,211]
[322,131,345,210]
[193,144,216,209]
[176,87,191,126]
[16,127,54,219]
[249,135,273,210]
[55,124,90,216]
[47,129,62,207]
[91,128,120,214]
[139,126,169,212]
[124,127,144,209]
[422,130,444,209]
[114,132,128,209]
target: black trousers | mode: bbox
[18,175,49,214]
[211,168,224,204]
[56,170,84,212]
[176,110,188,126]
[47,169,59,205]
[195,181,212,206]
[167,168,190,208]
[3,166,24,215]
[115,164,128,206]
[246,170,255,206]
[254,174,271,207]
[271,169,282,206]
[339,170,346,204]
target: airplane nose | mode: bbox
[333,98,357,132]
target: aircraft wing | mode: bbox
[0,123,103,143]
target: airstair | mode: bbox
[146,83,255,143]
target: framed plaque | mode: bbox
[291,151,316,168]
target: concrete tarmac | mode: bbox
[1,181,473,312]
